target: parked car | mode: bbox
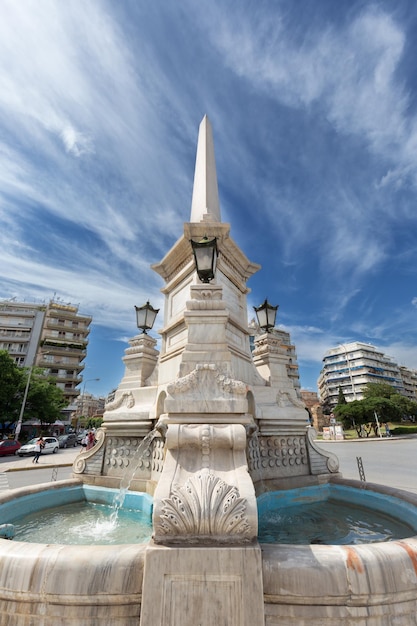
[0,440,21,456]
[58,433,77,449]
[18,437,59,456]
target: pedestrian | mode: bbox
[385,423,391,438]
[86,430,95,451]
[33,437,44,463]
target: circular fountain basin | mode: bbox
[261,478,417,625]
[6,482,152,545]
[258,482,417,545]
[1,478,417,625]
[0,479,152,626]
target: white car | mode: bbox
[18,437,59,456]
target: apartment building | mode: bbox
[73,392,106,419]
[0,300,45,366]
[0,299,92,406]
[318,341,417,408]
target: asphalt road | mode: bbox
[0,446,79,489]
[0,438,416,495]
[319,436,417,494]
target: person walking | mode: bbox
[86,430,95,451]
[33,437,44,463]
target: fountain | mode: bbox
[0,116,417,625]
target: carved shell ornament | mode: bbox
[156,470,250,539]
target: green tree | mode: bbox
[337,387,347,405]
[25,371,67,427]
[362,382,397,399]
[0,352,67,436]
[335,381,417,435]
[87,417,103,430]
[335,400,369,436]
[0,350,25,435]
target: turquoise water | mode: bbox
[13,501,152,545]
[257,485,417,545]
[7,483,417,546]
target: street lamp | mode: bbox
[253,299,278,333]
[190,236,218,283]
[134,301,159,334]
[14,350,52,440]
[14,365,34,441]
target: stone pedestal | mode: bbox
[139,543,264,626]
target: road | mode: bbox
[0,438,416,495]
[0,446,79,489]
[319,436,417,494]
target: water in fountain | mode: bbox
[258,498,415,545]
[110,428,158,522]
[13,501,152,545]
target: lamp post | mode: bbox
[253,299,278,333]
[190,236,218,283]
[14,350,54,440]
[14,365,33,441]
[134,301,159,334]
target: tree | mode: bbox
[335,381,417,435]
[0,350,25,435]
[362,383,397,400]
[337,387,347,405]
[0,351,67,435]
[334,400,368,435]
[24,372,67,427]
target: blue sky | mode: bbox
[1,0,417,398]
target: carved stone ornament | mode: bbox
[167,363,247,396]
[155,470,251,541]
[191,287,223,300]
[105,391,135,411]
[73,427,106,474]
[252,334,282,356]
[276,390,305,408]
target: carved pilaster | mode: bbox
[152,424,258,544]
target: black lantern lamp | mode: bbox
[190,236,218,283]
[254,299,278,333]
[134,301,159,334]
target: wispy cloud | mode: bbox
[0,1,416,395]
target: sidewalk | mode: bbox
[316,433,417,443]
[0,447,80,472]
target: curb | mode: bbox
[3,462,74,473]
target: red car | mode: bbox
[0,440,21,456]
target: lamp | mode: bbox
[134,301,159,334]
[190,236,218,283]
[254,299,278,332]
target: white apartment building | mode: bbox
[0,299,92,406]
[318,342,417,407]
[0,301,45,366]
